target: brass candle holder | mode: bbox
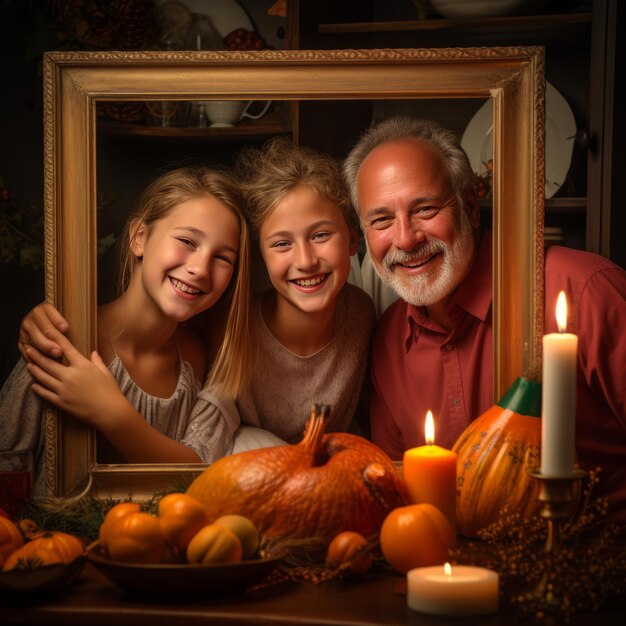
[527,468,587,610]
[528,469,587,552]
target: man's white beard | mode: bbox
[368,210,475,307]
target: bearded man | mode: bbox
[344,117,626,520]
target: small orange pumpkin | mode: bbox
[2,531,84,571]
[453,377,542,537]
[0,516,24,568]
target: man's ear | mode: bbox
[129,219,146,258]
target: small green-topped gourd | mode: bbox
[453,377,542,537]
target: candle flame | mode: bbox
[444,562,452,576]
[556,291,568,333]
[425,410,435,445]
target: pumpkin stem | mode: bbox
[302,404,330,457]
[497,377,542,417]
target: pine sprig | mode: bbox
[17,484,186,542]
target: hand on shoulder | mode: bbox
[18,302,69,360]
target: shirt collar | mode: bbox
[452,229,492,321]
[402,230,493,347]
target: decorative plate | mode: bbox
[87,544,285,596]
[461,82,577,198]
[0,556,85,593]
[155,0,253,42]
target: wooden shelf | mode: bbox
[544,197,587,213]
[318,13,592,35]
[97,112,291,142]
[479,198,587,213]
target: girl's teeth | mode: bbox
[171,278,200,294]
[295,276,323,286]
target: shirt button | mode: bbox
[445,344,454,351]
[452,398,460,406]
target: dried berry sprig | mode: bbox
[453,468,626,620]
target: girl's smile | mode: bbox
[168,276,205,298]
[290,273,329,289]
[133,196,240,322]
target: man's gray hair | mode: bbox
[343,116,478,214]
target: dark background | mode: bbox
[1,0,623,387]
[0,0,286,385]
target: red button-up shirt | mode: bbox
[370,236,626,519]
[370,230,493,456]
[544,245,626,519]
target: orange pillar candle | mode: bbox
[403,411,457,531]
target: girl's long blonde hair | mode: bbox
[118,165,254,399]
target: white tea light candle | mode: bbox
[541,291,578,477]
[407,563,499,616]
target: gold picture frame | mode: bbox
[43,48,545,499]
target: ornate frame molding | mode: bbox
[43,47,545,499]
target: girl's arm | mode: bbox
[94,395,203,463]
[25,332,201,464]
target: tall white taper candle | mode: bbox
[541,291,578,476]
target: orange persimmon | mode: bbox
[98,502,141,551]
[105,512,164,564]
[186,524,242,565]
[379,503,456,574]
[326,530,372,575]
[158,493,209,552]
[213,514,259,560]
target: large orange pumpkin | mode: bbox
[453,377,542,537]
[186,405,407,545]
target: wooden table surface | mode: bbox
[0,562,623,626]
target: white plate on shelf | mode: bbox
[461,82,577,198]
[155,0,253,41]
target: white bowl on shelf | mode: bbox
[429,0,545,19]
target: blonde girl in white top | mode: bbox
[1,166,253,481]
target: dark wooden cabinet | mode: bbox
[288,0,623,267]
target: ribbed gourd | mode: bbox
[453,377,542,537]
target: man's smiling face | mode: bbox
[357,139,478,308]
